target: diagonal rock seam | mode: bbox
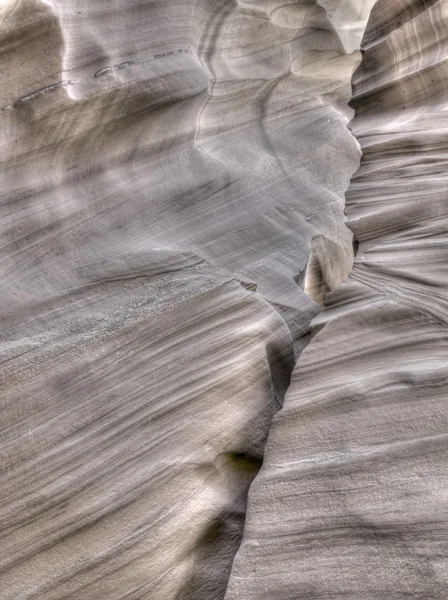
[174,3,378,597]
[220,9,375,599]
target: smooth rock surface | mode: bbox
[0,1,375,599]
[226,1,448,598]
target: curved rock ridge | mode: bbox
[0,1,375,599]
[225,1,448,598]
[2,0,374,343]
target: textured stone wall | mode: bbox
[2,1,447,599]
[226,1,448,598]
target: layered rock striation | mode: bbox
[3,0,447,599]
[0,1,375,598]
[226,1,448,598]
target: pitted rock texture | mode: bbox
[0,1,376,599]
[225,1,448,598]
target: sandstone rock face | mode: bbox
[1,0,446,599]
[0,1,374,598]
[226,1,448,598]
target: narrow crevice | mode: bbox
[222,19,374,600]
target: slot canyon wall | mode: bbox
[0,1,447,599]
[227,1,448,598]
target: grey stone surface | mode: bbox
[226,1,448,598]
[2,1,447,599]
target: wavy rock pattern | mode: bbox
[0,1,377,599]
[226,1,448,598]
